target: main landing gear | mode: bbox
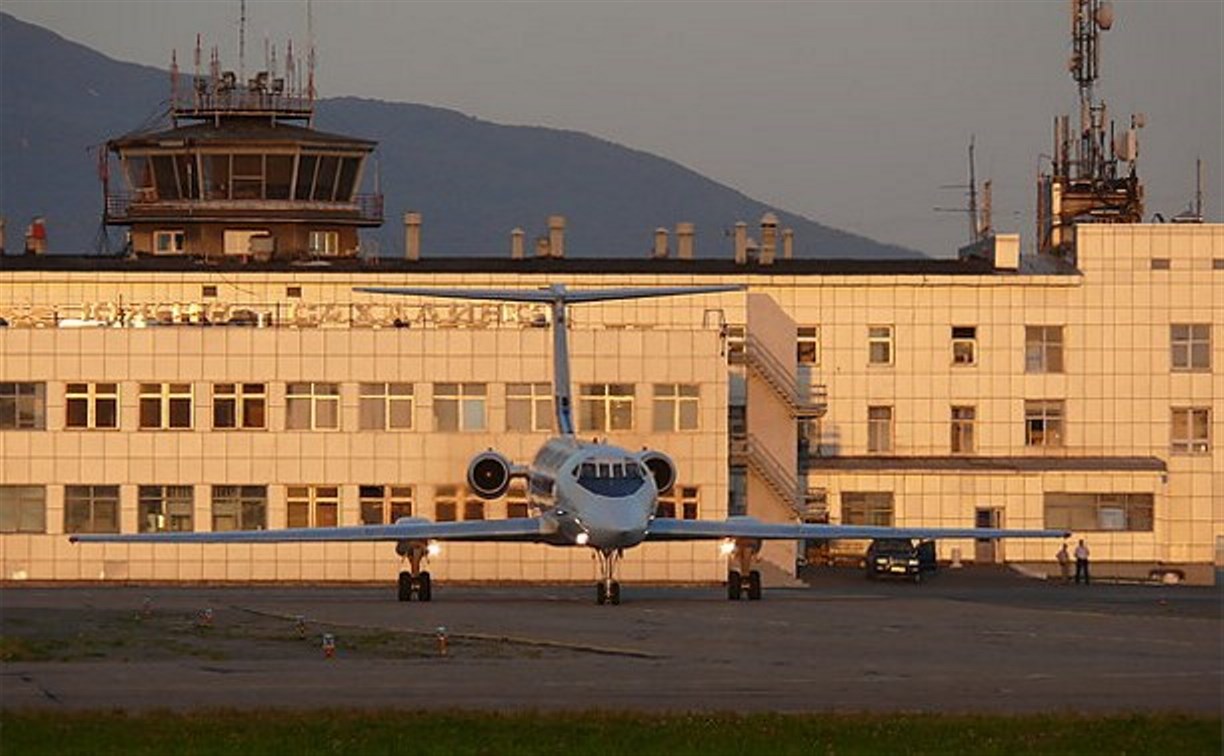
[725,538,763,601]
[396,540,433,602]
[595,548,623,605]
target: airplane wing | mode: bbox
[353,285,744,304]
[69,517,553,545]
[645,516,1067,542]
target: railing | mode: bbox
[104,193,384,223]
[743,432,805,519]
[745,335,827,417]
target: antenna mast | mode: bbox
[239,0,246,82]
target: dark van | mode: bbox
[865,538,937,582]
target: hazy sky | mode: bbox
[6,0,1221,256]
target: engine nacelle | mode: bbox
[639,450,676,496]
[467,450,514,499]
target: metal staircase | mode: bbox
[730,432,826,522]
[745,335,827,418]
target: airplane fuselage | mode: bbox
[529,438,658,551]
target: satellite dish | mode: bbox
[1095,1,1114,30]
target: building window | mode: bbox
[64,485,120,534]
[463,492,485,521]
[868,326,894,365]
[286,485,340,528]
[286,382,340,430]
[505,483,530,519]
[1170,324,1211,372]
[867,406,893,453]
[1044,493,1153,532]
[951,326,977,366]
[797,326,820,365]
[433,383,487,432]
[434,485,459,522]
[842,492,894,526]
[359,485,414,525]
[506,383,553,432]
[652,384,700,432]
[579,383,635,432]
[729,405,747,438]
[286,286,303,298]
[66,383,119,429]
[308,230,340,256]
[951,405,976,454]
[211,485,267,531]
[0,486,46,533]
[213,383,266,430]
[1025,326,1064,373]
[1025,400,1065,447]
[0,382,46,430]
[153,230,186,255]
[359,383,414,430]
[202,285,218,298]
[1171,408,1211,455]
[655,485,699,520]
[137,485,194,533]
[729,466,748,517]
[138,383,193,429]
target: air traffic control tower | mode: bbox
[102,45,383,261]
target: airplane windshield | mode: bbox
[574,456,646,496]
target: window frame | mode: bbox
[1044,493,1154,532]
[578,383,635,433]
[359,382,415,431]
[0,485,46,533]
[655,485,700,520]
[138,382,194,430]
[432,383,487,432]
[797,326,820,366]
[308,230,340,256]
[64,485,120,534]
[212,383,267,430]
[951,326,977,367]
[153,229,186,255]
[506,382,554,433]
[868,325,894,366]
[65,382,120,430]
[1025,325,1065,374]
[867,405,894,453]
[652,383,700,432]
[1170,324,1211,372]
[0,382,46,430]
[286,485,341,528]
[358,485,414,525]
[1170,407,1211,455]
[950,405,976,454]
[285,382,341,431]
[211,485,267,532]
[841,492,895,527]
[1025,400,1065,448]
[137,484,194,533]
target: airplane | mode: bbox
[72,284,1068,604]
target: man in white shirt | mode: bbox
[1074,539,1090,585]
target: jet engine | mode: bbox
[467,450,514,499]
[639,450,676,495]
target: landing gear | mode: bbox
[397,570,433,602]
[396,540,434,602]
[595,548,623,605]
[725,538,764,601]
[726,569,762,601]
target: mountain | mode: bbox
[0,13,917,259]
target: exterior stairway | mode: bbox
[745,334,828,419]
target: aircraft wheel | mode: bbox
[609,581,621,606]
[727,570,742,601]
[747,570,762,601]
[398,571,413,602]
[596,583,607,605]
[418,571,433,602]
[912,572,922,585]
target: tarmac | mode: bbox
[1,566,1219,713]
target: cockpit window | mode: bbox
[574,456,646,495]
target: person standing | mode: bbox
[1074,539,1090,585]
[1056,542,1071,583]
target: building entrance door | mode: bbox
[975,507,1003,563]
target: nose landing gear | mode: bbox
[595,548,623,605]
[726,538,763,601]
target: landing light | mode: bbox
[575,532,590,546]
[719,539,736,557]
[427,542,442,557]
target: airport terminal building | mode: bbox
[1,62,1221,586]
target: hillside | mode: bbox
[0,13,917,259]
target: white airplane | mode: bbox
[73,284,1067,604]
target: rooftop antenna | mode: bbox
[307,0,316,103]
[1195,158,1203,219]
[936,136,985,245]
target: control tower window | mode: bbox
[152,155,179,200]
[232,154,263,200]
[313,155,340,201]
[203,154,231,199]
[295,155,317,200]
[336,157,361,201]
[265,155,294,200]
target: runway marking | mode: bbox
[230,605,664,660]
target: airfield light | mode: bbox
[719,539,736,557]
[575,532,590,546]
[427,541,442,557]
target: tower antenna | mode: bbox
[238,0,246,82]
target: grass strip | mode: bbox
[0,709,1218,756]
